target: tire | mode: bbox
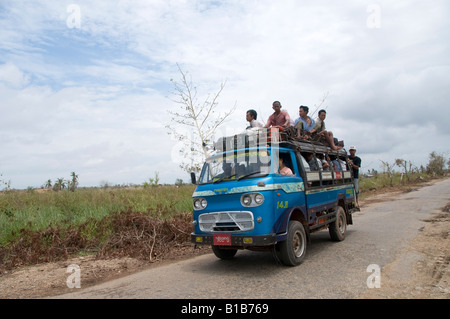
[211,245,238,260]
[278,220,307,266]
[329,206,347,241]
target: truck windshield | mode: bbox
[198,150,271,184]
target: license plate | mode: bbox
[213,234,231,246]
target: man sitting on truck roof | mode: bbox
[294,105,315,139]
[264,101,292,129]
[311,109,343,150]
[246,109,263,129]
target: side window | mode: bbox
[295,152,310,178]
[278,151,296,176]
[329,155,341,171]
[339,156,348,171]
[299,152,320,187]
[301,156,310,172]
[301,152,319,171]
[318,153,333,185]
[293,150,354,187]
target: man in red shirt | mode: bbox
[264,101,292,129]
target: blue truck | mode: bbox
[190,129,359,266]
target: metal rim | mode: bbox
[292,229,306,258]
[338,212,346,234]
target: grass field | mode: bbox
[0,185,195,246]
[0,185,197,271]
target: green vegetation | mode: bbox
[0,184,197,271]
[360,151,449,198]
[0,185,195,247]
[359,171,448,203]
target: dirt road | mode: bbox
[48,178,449,299]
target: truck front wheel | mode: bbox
[278,220,307,266]
[211,245,238,260]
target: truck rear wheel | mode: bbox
[278,220,307,266]
[329,206,347,241]
[211,245,238,260]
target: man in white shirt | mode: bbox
[312,109,343,150]
[246,109,263,129]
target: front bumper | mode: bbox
[191,233,277,247]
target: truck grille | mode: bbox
[198,211,254,233]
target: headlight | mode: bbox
[254,193,264,205]
[240,193,265,207]
[193,198,207,210]
[242,194,252,206]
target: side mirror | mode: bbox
[190,172,197,185]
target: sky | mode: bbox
[0,0,449,189]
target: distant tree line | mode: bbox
[376,151,449,187]
[43,172,79,192]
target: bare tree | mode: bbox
[427,151,446,176]
[0,173,11,191]
[166,64,236,176]
[380,160,395,187]
[395,158,414,183]
[309,91,329,118]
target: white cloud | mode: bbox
[0,0,449,188]
[0,63,30,88]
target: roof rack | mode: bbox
[212,127,347,156]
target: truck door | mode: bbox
[272,150,306,230]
